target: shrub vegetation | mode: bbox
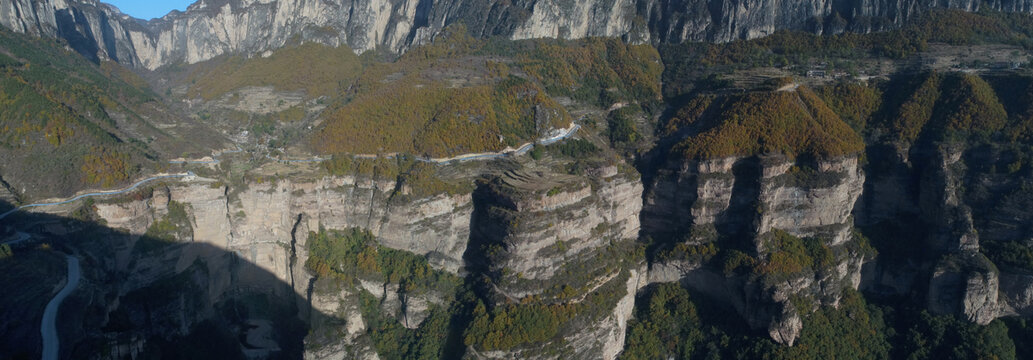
[669,87,864,159]
[816,82,883,132]
[0,28,191,197]
[305,228,459,295]
[185,42,363,100]
[310,26,661,157]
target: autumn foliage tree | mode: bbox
[81,147,131,187]
[671,87,864,160]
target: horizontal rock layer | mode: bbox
[643,154,869,345]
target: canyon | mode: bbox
[1,0,1033,359]
[11,126,1031,357]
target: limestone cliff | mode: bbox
[473,170,641,298]
[853,92,1032,330]
[94,174,473,286]
[83,164,649,359]
[5,0,1033,70]
[464,168,644,359]
[642,154,870,345]
[79,172,473,358]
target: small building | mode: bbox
[806,70,827,78]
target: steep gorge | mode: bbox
[3,2,1033,358]
[7,72,1033,357]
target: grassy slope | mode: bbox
[165,26,661,158]
[183,42,364,100]
[667,87,865,160]
[660,9,1033,97]
[0,29,220,200]
[313,33,661,157]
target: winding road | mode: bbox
[41,255,80,360]
[261,123,581,165]
[1,122,582,222]
[0,122,583,357]
[1,231,30,246]
[0,172,194,221]
[424,123,582,163]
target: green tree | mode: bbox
[621,283,703,360]
[0,243,12,259]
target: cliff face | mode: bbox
[853,82,1033,328]
[643,154,869,345]
[0,0,143,65]
[474,170,641,297]
[68,141,1033,355]
[27,111,1033,357]
[868,144,1010,326]
[85,167,649,359]
[645,154,864,246]
[5,0,1033,70]
[95,174,473,285]
[466,169,645,359]
[83,174,474,358]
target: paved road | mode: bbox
[264,153,327,163]
[1,231,30,245]
[0,172,193,221]
[2,124,581,220]
[41,255,80,360]
[419,124,582,164]
[264,124,581,165]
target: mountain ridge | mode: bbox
[3,0,1033,70]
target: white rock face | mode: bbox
[641,154,871,346]
[598,267,650,360]
[95,198,155,234]
[4,0,1033,70]
[94,176,473,290]
[646,155,863,250]
[479,172,642,296]
[927,253,1002,325]
[1001,272,1033,316]
[757,156,865,246]
[509,0,637,41]
[464,168,646,359]
[90,175,473,358]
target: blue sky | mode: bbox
[105,0,195,20]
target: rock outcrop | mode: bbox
[96,174,473,283]
[857,138,1021,326]
[5,0,1033,70]
[84,165,650,359]
[642,153,870,345]
[927,253,1001,325]
[474,170,641,298]
[81,173,473,358]
[465,168,644,359]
